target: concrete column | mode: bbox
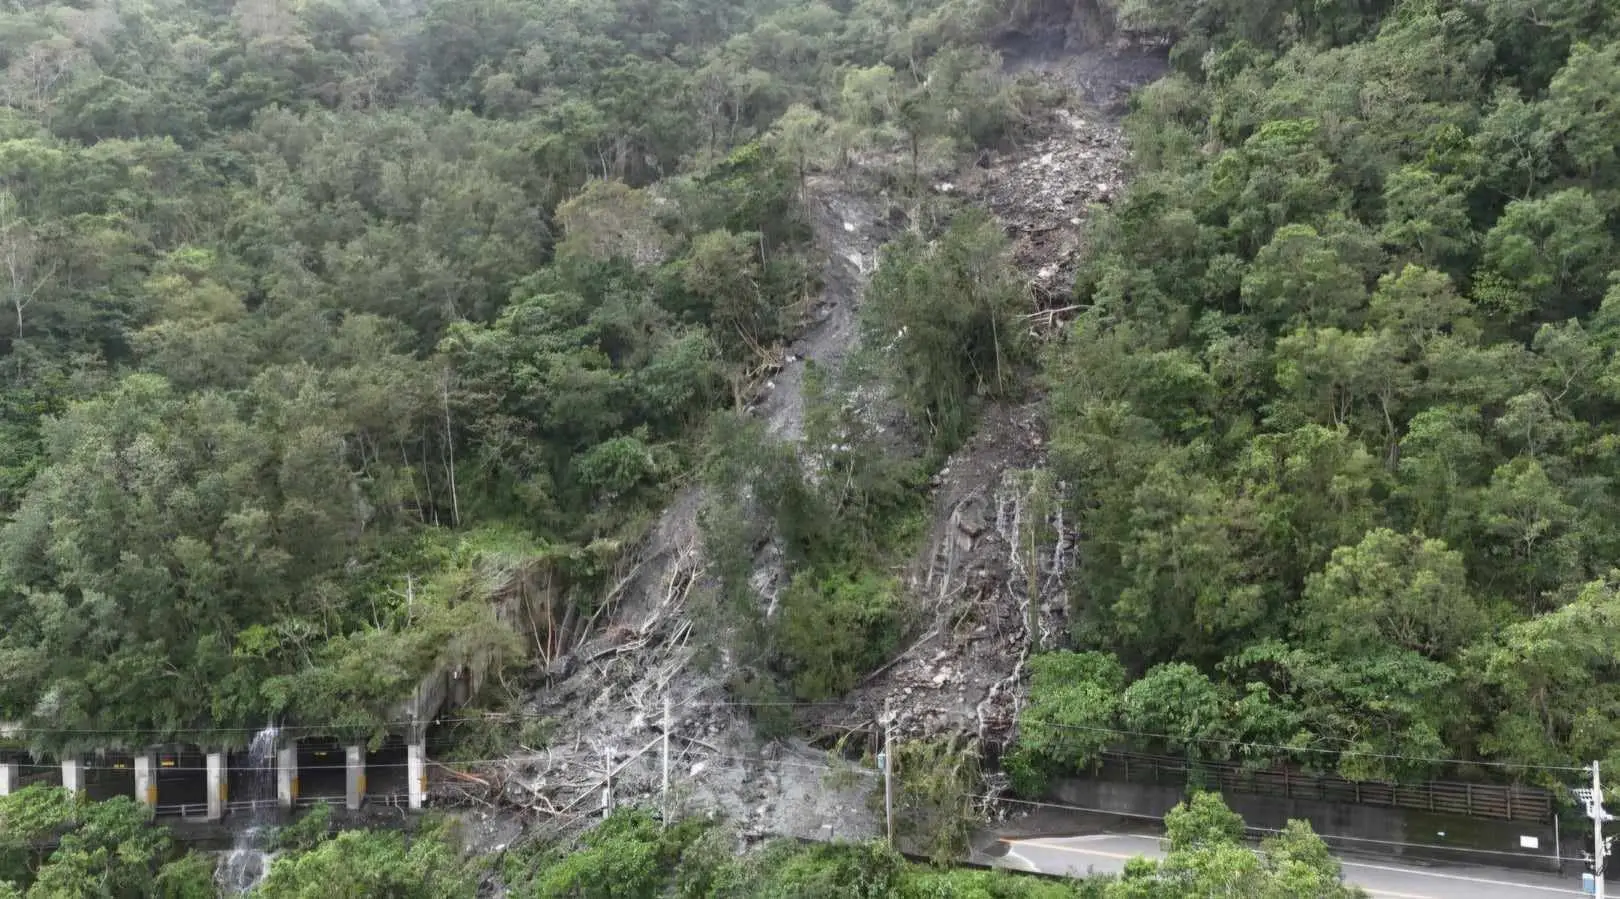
[0,761,17,796]
[407,740,426,810]
[133,754,156,814]
[276,745,298,809]
[344,745,365,810]
[60,758,83,795]
[206,751,226,821]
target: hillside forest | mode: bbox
[0,0,1616,852]
[1019,0,1620,788]
[3,0,1620,889]
[0,0,1048,748]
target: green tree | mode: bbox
[258,826,474,899]
[1377,166,1476,273]
[1474,189,1613,325]
[765,103,833,183]
[863,207,1027,450]
[25,797,172,899]
[1466,574,1620,769]
[776,565,902,700]
[1241,225,1368,330]
[1120,664,1231,760]
[1165,791,1245,851]
[1008,652,1126,793]
[1299,529,1486,660]
[1543,42,1620,179]
[1109,794,1363,898]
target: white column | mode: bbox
[276,745,298,809]
[0,761,17,796]
[344,745,364,810]
[61,758,83,795]
[206,751,226,821]
[407,741,426,810]
[134,754,156,814]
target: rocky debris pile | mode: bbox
[800,69,1141,774]
[448,174,895,857]
[1008,39,1172,114]
[453,56,1149,858]
[436,535,879,848]
[955,106,1128,303]
[801,400,1073,755]
[752,175,895,441]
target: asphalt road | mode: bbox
[994,833,1589,899]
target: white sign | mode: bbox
[1520,835,1541,850]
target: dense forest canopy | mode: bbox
[2,0,1613,810]
[1017,0,1620,787]
[0,0,1049,746]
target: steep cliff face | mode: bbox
[454,43,1165,865]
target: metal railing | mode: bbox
[154,802,209,819]
[1092,751,1555,823]
[154,794,413,817]
[293,793,408,809]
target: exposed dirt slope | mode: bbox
[451,173,897,862]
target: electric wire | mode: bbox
[1,701,1590,777]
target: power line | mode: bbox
[1012,717,1589,774]
[0,699,856,739]
[973,792,1589,864]
[6,722,1581,874]
[1,702,1587,777]
[436,706,1590,775]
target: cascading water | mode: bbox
[216,725,280,894]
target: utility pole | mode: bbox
[882,697,895,846]
[1594,762,1609,899]
[603,745,614,819]
[661,693,672,828]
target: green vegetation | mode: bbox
[0,788,474,898]
[499,797,1358,898]
[256,820,475,899]
[0,786,215,897]
[865,208,1030,452]
[1110,792,1365,898]
[0,0,1042,747]
[0,786,1365,896]
[1021,0,1620,784]
[499,805,1063,898]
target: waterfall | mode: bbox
[216,725,280,894]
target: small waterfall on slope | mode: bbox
[216,725,279,894]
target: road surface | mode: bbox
[994,833,1587,899]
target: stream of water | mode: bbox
[216,725,279,894]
